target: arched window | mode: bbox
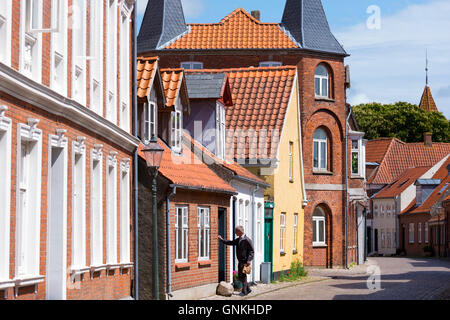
[313,207,326,246]
[313,128,328,171]
[315,64,330,98]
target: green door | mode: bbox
[264,202,274,280]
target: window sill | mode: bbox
[280,251,286,256]
[313,170,333,175]
[90,264,107,273]
[13,275,45,288]
[315,97,335,103]
[106,263,122,271]
[70,266,90,276]
[198,260,212,267]
[0,280,15,291]
[313,244,328,248]
[350,175,365,180]
[175,263,190,271]
[119,262,134,270]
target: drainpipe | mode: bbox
[232,196,237,273]
[166,186,177,298]
[345,105,353,269]
[251,185,260,284]
[131,4,139,300]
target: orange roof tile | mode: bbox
[374,166,431,199]
[367,137,450,185]
[366,138,397,164]
[137,56,159,99]
[187,66,297,160]
[160,68,186,107]
[165,8,298,50]
[419,86,438,112]
[138,137,236,194]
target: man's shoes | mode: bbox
[240,289,252,296]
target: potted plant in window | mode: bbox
[423,245,433,257]
[232,271,243,291]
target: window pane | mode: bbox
[319,220,325,242]
[315,77,320,96]
[313,220,317,243]
[313,141,319,168]
[352,151,359,174]
[322,78,328,97]
[320,142,326,169]
[315,65,328,77]
[352,140,359,150]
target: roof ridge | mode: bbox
[184,8,280,27]
[186,66,298,74]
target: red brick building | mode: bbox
[137,0,366,268]
[0,0,138,300]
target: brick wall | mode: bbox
[399,213,431,257]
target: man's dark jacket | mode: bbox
[222,235,254,263]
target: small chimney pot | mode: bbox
[251,10,261,21]
[424,132,433,147]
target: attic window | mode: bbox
[180,61,203,70]
[259,61,282,67]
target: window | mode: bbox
[142,101,157,143]
[409,223,414,244]
[71,0,86,104]
[373,205,378,217]
[216,102,226,160]
[106,0,117,124]
[16,120,42,278]
[380,205,384,217]
[387,232,391,248]
[289,141,294,181]
[72,140,86,269]
[381,231,385,248]
[175,206,188,263]
[313,207,326,246]
[180,61,203,70]
[171,110,182,152]
[257,204,263,252]
[315,64,330,98]
[90,0,103,114]
[293,213,298,252]
[418,222,422,244]
[351,139,360,176]
[198,207,210,260]
[425,222,429,243]
[21,0,43,81]
[90,147,103,266]
[119,5,131,132]
[280,213,286,253]
[0,0,12,65]
[120,160,131,263]
[0,108,11,281]
[106,153,117,265]
[259,61,282,67]
[386,205,391,217]
[313,128,328,171]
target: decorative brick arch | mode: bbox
[311,202,334,268]
[313,61,335,99]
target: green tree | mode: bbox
[352,102,450,143]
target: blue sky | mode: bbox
[136,0,450,118]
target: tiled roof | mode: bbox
[165,8,298,50]
[366,138,397,164]
[367,137,450,185]
[374,166,431,199]
[419,86,438,112]
[160,68,186,107]
[137,137,236,194]
[188,66,297,160]
[184,132,268,187]
[137,56,159,99]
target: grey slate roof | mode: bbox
[281,0,347,55]
[185,73,226,99]
[137,0,188,53]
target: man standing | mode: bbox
[218,226,254,296]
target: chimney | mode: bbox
[424,132,433,147]
[251,10,261,21]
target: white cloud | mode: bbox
[336,0,450,118]
[136,0,205,19]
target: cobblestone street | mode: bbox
[247,258,450,300]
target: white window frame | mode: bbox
[15,120,43,280]
[259,61,282,67]
[313,208,326,246]
[120,159,131,264]
[90,145,103,267]
[313,129,328,171]
[386,205,391,217]
[89,0,104,115]
[0,106,12,283]
[293,213,298,252]
[171,110,182,153]
[198,207,210,261]
[409,223,414,244]
[119,3,132,132]
[425,222,429,243]
[180,61,203,70]
[418,222,422,244]
[20,0,43,82]
[0,0,12,66]
[280,213,286,253]
[106,152,118,265]
[106,0,118,124]
[380,205,384,217]
[289,141,294,181]
[215,102,226,160]
[71,138,87,270]
[71,0,87,105]
[315,64,330,98]
[351,139,360,176]
[175,206,189,263]
[50,0,67,96]
[143,101,157,143]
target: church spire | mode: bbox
[419,51,438,112]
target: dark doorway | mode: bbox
[401,225,406,253]
[374,229,379,252]
[264,205,274,281]
[367,227,372,255]
[218,208,226,282]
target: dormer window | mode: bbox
[171,110,182,152]
[259,61,282,67]
[315,64,330,98]
[142,101,157,143]
[180,61,203,70]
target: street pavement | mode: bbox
[248,257,450,300]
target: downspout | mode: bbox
[251,185,259,284]
[296,76,308,207]
[232,196,237,274]
[166,186,177,298]
[345,105,353,269]
[132,4,139,300]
